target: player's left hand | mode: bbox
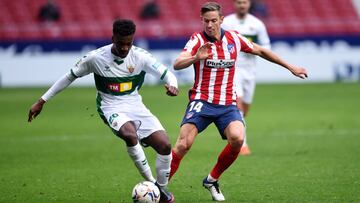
[165,84,179,96]
[289,65,308,79]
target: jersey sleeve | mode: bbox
[139,50,178,87]
[257,21,271,49]
[41,72,76,101]
[70,54,93,78]
[236,32,254,53]
[139,49,168,80]
[183,33,200,56]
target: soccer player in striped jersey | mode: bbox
[169,2,307,201]
[28,19,177,203]
[222,0,272,155]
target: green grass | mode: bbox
[0,83,360,202]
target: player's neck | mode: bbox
[237,13,247,20]
[204,30,223,42]
[215,33,221,41]
[111,45,122,58]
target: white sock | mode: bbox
[127,143,156,183]
[243,129,248,147]
[156,153,172,187]
[207,174,218,182]
[241,112,248,147]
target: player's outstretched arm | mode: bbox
[28,72,76,122]
[251,43,308,79]
[174,42,213,70]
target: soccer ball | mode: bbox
[132,181,160,203]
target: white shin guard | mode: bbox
[156,153,172,187]
[127,143,156,183]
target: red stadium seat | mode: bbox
[0,0,359,40]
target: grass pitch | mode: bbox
[0,83,359,202]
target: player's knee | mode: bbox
[157,141,172,155]
[117,131,138,146]
[176,142,191,156]
[228,135,244,150]
[117,123,138,146]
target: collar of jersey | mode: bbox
[202,28,225,43]
[111,52,126,65]
[237,13,248,23]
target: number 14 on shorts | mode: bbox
[186,101,203,119]
[189,101,203,112]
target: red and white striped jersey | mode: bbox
[183,29,254,105]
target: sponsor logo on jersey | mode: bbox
[227,44,235,54]
[206,59,235,68]
[107,82,133,92]
[127,65,135,73]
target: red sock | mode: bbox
[169,150,182,180]
[210,143,241,180]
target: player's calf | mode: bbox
[228,136,244,151]
[173,123,198,157]
[117,122,156,182]
[170,124,198,179]
[142,131,173,187]
[141,131,174,202]
[142,130,172,155]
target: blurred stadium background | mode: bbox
[1,0,360,202]
[1,0,360,85]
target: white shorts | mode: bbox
[235,76,256,104]
[100,102,164,141]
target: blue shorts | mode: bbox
[181,100,244,140]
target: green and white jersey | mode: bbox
[71,44,170,106]
[222,14,270,79]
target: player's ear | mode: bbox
[220,15,224,23]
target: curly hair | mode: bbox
[112,19,136,36]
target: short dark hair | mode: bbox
[201,2,222,16]
[112,19,136,36]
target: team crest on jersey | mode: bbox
[227,44,235,54]
[186,112,194,119]
[127,65,135,73]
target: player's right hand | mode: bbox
[165,84,179,96]
[289,65,308,79]
[28,99,46,122]
[195,42,213,60]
